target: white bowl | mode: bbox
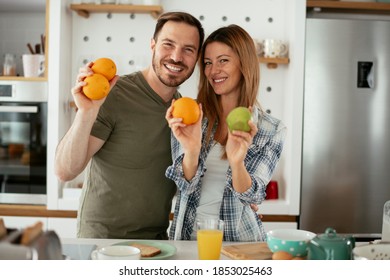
[352,243,390,260]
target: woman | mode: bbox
[165,24,286,241]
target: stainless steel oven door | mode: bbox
[0,82,47,205]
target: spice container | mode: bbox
[2,53,16,76]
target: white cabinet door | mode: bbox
[263,222,297,232]
[47,218,77,238]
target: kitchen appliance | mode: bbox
[0,81,47,205]
[300,15,390,236]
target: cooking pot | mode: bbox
[307,227,355,260]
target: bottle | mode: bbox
[2,53,16,76]
[382,200,390,242]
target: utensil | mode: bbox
[27,43,35,54]
[307,227,355,260]
[35,44,41,55]
[40,34,45,54]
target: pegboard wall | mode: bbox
[69,0,306,199]
[71,0,293,119]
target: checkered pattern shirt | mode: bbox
[165,106,286,241]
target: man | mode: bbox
[54,12,204,239]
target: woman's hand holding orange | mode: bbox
[166,100,203,155]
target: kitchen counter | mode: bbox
[60,238,372,260]
[61,238,241,260]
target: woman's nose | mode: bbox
[210,63,221,74]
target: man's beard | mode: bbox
[152,53,194,87]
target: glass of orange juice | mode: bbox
[196,219,224,260]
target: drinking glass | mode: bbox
[196,219,224,260]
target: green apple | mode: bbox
[226,107,252,132]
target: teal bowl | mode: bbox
[266,229,316,257]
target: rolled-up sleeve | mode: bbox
[227,113,286,205]
[165,133,206,195]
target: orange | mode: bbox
[83,73,110,100]
[172,97,200,125]
[91,57,117,81]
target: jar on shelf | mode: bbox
[2,53,17,76]
[382,200,390,242]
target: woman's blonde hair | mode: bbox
[197,24,260,146]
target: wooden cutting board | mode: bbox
[221,242,273,260]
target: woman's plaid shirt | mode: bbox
[165,106,286,241]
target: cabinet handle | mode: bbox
[0,106,38,113]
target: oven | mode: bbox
[0,81,47,205]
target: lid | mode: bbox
[316,227,345,242]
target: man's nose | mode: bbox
[170,49,183,63]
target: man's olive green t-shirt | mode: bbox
[77,71,179,239]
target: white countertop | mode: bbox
[61,238,237,260]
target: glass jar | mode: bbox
[382,200,390,242]
[3,53,17,76]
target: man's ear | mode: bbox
[150,38,156,51]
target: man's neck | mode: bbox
[142,67,177,103]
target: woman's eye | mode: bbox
[204,61,212,66]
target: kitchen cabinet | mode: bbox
[1,216,47,230]
[69,3,163,19]
[47,218,77,238]
[1,216,77,238]
[307,0,390,14]
[0,0,49,81]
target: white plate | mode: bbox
[352,244,390,260]
[113,240,176,260]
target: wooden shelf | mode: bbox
[258,57,290,69]
[307,1,390,14]
[69,4,163,19]
[0,76,47,82]
[0,204,77,218]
